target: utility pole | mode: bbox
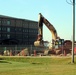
[72,0,75,63]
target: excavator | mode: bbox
[34,13,72,55]
[34,13,63,49]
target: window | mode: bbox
[2,19,11,25]
[7,34,10,39]
[2,20,6,25]
[2,34,6,39]
[0,27,1,31]
[7,27,10,32]
[24,29,28,32]
[23,21,28,28]
[23,29,25,32]
[0,20,1,25]
[19,28,21,31]
[2,27,6,31]
[7,20,11,25]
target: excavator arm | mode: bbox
[39,13,57,40]
[34,13,58,47]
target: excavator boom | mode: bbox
[39,13,58,40]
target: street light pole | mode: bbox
[72,0,75,63]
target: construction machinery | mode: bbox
[34,13,63,48]
[34,13,72,55]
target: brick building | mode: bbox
[0,15,38,45]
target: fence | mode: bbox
[0,45,48,56]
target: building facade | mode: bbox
[0,15,38,45]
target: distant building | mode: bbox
[0,15,38,45]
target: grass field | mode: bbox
[0,56,76,75]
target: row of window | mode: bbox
[0,34,36,39]
[0,34,10,39]
[0,20,37,28]
[0,20,11,25]
[0,27,38,33]
[0,27,11,32]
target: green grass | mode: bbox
[0,56,76,75]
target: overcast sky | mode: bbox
[0,0,76,42]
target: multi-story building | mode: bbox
[0,15,38,45]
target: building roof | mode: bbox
[0,15,38,23]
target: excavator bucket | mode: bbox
[34,40,44,47]
[34,41,40,46]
